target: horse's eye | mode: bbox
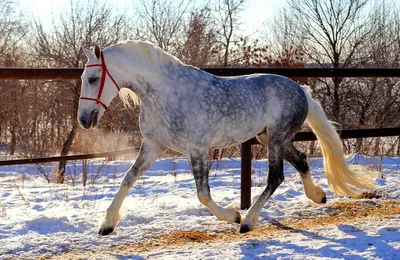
[88,77,98,84]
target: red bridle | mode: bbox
[80,51,120,109]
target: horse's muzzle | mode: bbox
[78,110,99,129]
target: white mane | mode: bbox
[106,40,182,108]
[111,40,181,67]
[119,88,141,108]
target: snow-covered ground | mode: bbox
[0,154,400,259]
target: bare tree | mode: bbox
[212,0,245,67]
[28,0,133,183]
[0,1,24,56]
[0,1,26,156]
[349,1,400,153]
[276,0,372,121]
[270,0,400,155]
[178,8,219,66]
[137,0,194,53]
[359,0,400,126]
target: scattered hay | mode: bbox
[52,199,400,259]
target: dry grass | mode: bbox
[52,199,400,259]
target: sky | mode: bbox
[20,0,287,34]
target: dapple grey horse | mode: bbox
[78,40,376,235]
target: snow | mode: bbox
[0,154,399,259]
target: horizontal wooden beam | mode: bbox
[0,128,398,167]
[204,68,400,78]
[0,148,139,166]
[250,127,400,144]
[0,68,82,80]
[1,68,400,80]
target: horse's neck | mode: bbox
[106,43,209,107]
[105,46,164,89]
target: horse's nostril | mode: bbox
[90,110,99,117]
[79,110,99,129]
[79,116,87,125]
[79,116,91,129]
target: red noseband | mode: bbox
[80,51,120,109]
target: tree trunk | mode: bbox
[308,140,315,156]
[58,80,80,184]
[9,127,16,156]
[355,138,363,154]
[397,137,400,155]
[223,42,229,67]
[82,159,88,187]
[57,121,78,183]
[373,137,381,156]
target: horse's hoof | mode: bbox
[99,227,114,236]
[321,197,327,204]
[239,225,251,234]
[235,212,241,224]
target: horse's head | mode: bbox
[78,46,120,129]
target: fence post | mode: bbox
[240,140,252,210]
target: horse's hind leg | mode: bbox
[257,131,327,204]
[240,132,286,233]
[284,143,326,204]
[99,139,166,235]
[189,150,241,224]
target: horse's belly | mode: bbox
[210,137,239,149]
[210,123,264,149]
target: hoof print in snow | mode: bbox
[239,225,251,234]
[99,227,114,236]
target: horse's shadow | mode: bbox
[239,220,400,259]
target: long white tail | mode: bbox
[302,86,377,198]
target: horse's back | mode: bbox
[212,73,308,126]
[204,73,308,148]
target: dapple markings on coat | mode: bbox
[78,40,377,235]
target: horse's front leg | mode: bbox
[190,151,241,224]
[99,139,166,235]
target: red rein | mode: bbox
[80,51,120,109]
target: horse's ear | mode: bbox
[82,47,94,60]
[94,45,101,60]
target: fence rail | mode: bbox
[0,67,399,210]
[0,148,139,166]
[284,127,400,142]
[1,128,398,167]
[1,67,400,80]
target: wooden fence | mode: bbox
[1,67,400,79]
[0,67,400,210]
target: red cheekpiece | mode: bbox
[80,51,120,109]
